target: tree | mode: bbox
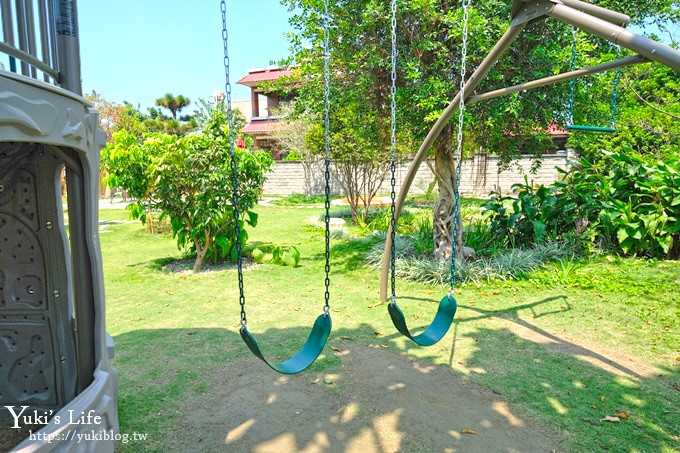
[282,0,679,260]
[269,101,323,195]
[193,98,247,133]
[85,92,151,140]
[101,105,273,271]
[280,0,414,224]
[155,93,191,120]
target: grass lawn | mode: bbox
[99,205,679,452]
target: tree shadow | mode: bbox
[102,324,559,453]
[454,323,679,452]
[9,297,677,452]
[322,237,378,272]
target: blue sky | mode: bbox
[78,0,295,112]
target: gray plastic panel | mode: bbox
[1,72,119,452]
[0,316,57,405]
[0,211,47,310]
[0,142,77,412]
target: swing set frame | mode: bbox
[379,0,680,303]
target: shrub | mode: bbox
[102,107,273,271]
[483,148,680,258]
[364,237,576,285]
[250,244,301,267]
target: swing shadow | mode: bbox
[97,324,560,453]
[399,294,644,379]
[84,319,680,453]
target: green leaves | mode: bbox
[250,244,301,267]
[484,148,680,258]
[102,105,273,271]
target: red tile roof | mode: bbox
[504,123,570,137]
[546,124,569,135]
[241,121,281,134]
[237,68,293,86]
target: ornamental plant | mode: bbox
[101,106,273,271]
[483,148,680,258]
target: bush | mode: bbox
[483,148,680,258]
[272,193,331,206]
[250,244,301,267]
[102,107,273,271]
[364,237,576,285]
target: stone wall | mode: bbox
[262,152,571,197]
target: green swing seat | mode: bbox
[566,124,616,133]
[240,314,332,375]
[221,0,334,375]
[388,295,457,347]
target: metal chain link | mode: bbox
[610,45,621,128]
[389,0,398,304]
[449,0,471,294]
[568,26,578,126]
[323,0,332,316]
[221,0,247,326]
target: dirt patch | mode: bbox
[168,345,561,452]
[161,258,257,274]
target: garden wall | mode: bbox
[262,152,571,197]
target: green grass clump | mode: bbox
[365,238,579,285]
[270,193,338,206]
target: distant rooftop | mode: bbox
[242,120,282,134]
[237,67,293,87]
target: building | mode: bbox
[236,67,295,159]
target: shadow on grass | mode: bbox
[328,238,377,272]
[447,321,680,452]
[9,300,675,451]
[372,295,679,451]
[94,307,678,453]
[105,324,559,453]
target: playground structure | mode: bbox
[225,0,680,373]
[0,0,119,452]
[379,0,680,305]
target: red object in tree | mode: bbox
[236,136,245,149]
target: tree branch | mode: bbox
[623,77,680,121]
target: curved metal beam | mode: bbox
[379,3,680,303]
[468,55,649,105]
[549,3,680,73]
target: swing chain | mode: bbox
[389,0,398,303]
[610,45,621,128]
[568,26,578,126]
[449,0,470,292]
[568,28,620,129]
[323,0,332,316]
[221,0,247,326]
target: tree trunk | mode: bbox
[192,233,211,272]
[432,124,464,262]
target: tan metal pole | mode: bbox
[549,3,680,73]
[558,0,630,27]
[468,55,649,105]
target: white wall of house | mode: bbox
[262,152,572,198]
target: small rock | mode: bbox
[329,218,346,229]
